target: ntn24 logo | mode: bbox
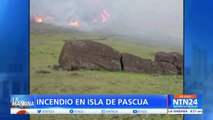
[173,99,198,106]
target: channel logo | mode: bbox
[11,97,34,109]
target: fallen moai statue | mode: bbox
[57,40,183,75]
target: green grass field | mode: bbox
[30,23,183,120]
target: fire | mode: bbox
[102,9,110,18]
[31,9,111,29]
[100,9,110,23]
[69,21,80,27]
[34,16,43,23]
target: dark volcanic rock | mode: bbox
[58,40,121,71]
[122,53,155,74]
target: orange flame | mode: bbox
[34,16,43,23]
[100,9,110,23]
[69,21,80,27]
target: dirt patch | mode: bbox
[35,70,51,74]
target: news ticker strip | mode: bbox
[11,109,203,114]
[11,94,202,114]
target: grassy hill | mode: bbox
[30,23,183,120]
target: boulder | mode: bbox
[58,40,121,71]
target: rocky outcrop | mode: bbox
[59,40,121,71]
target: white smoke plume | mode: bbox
[30,0,183,46]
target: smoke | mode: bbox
[30,0,183,46]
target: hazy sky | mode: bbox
[31,0,183,44]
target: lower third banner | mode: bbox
[10,94,202,114]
